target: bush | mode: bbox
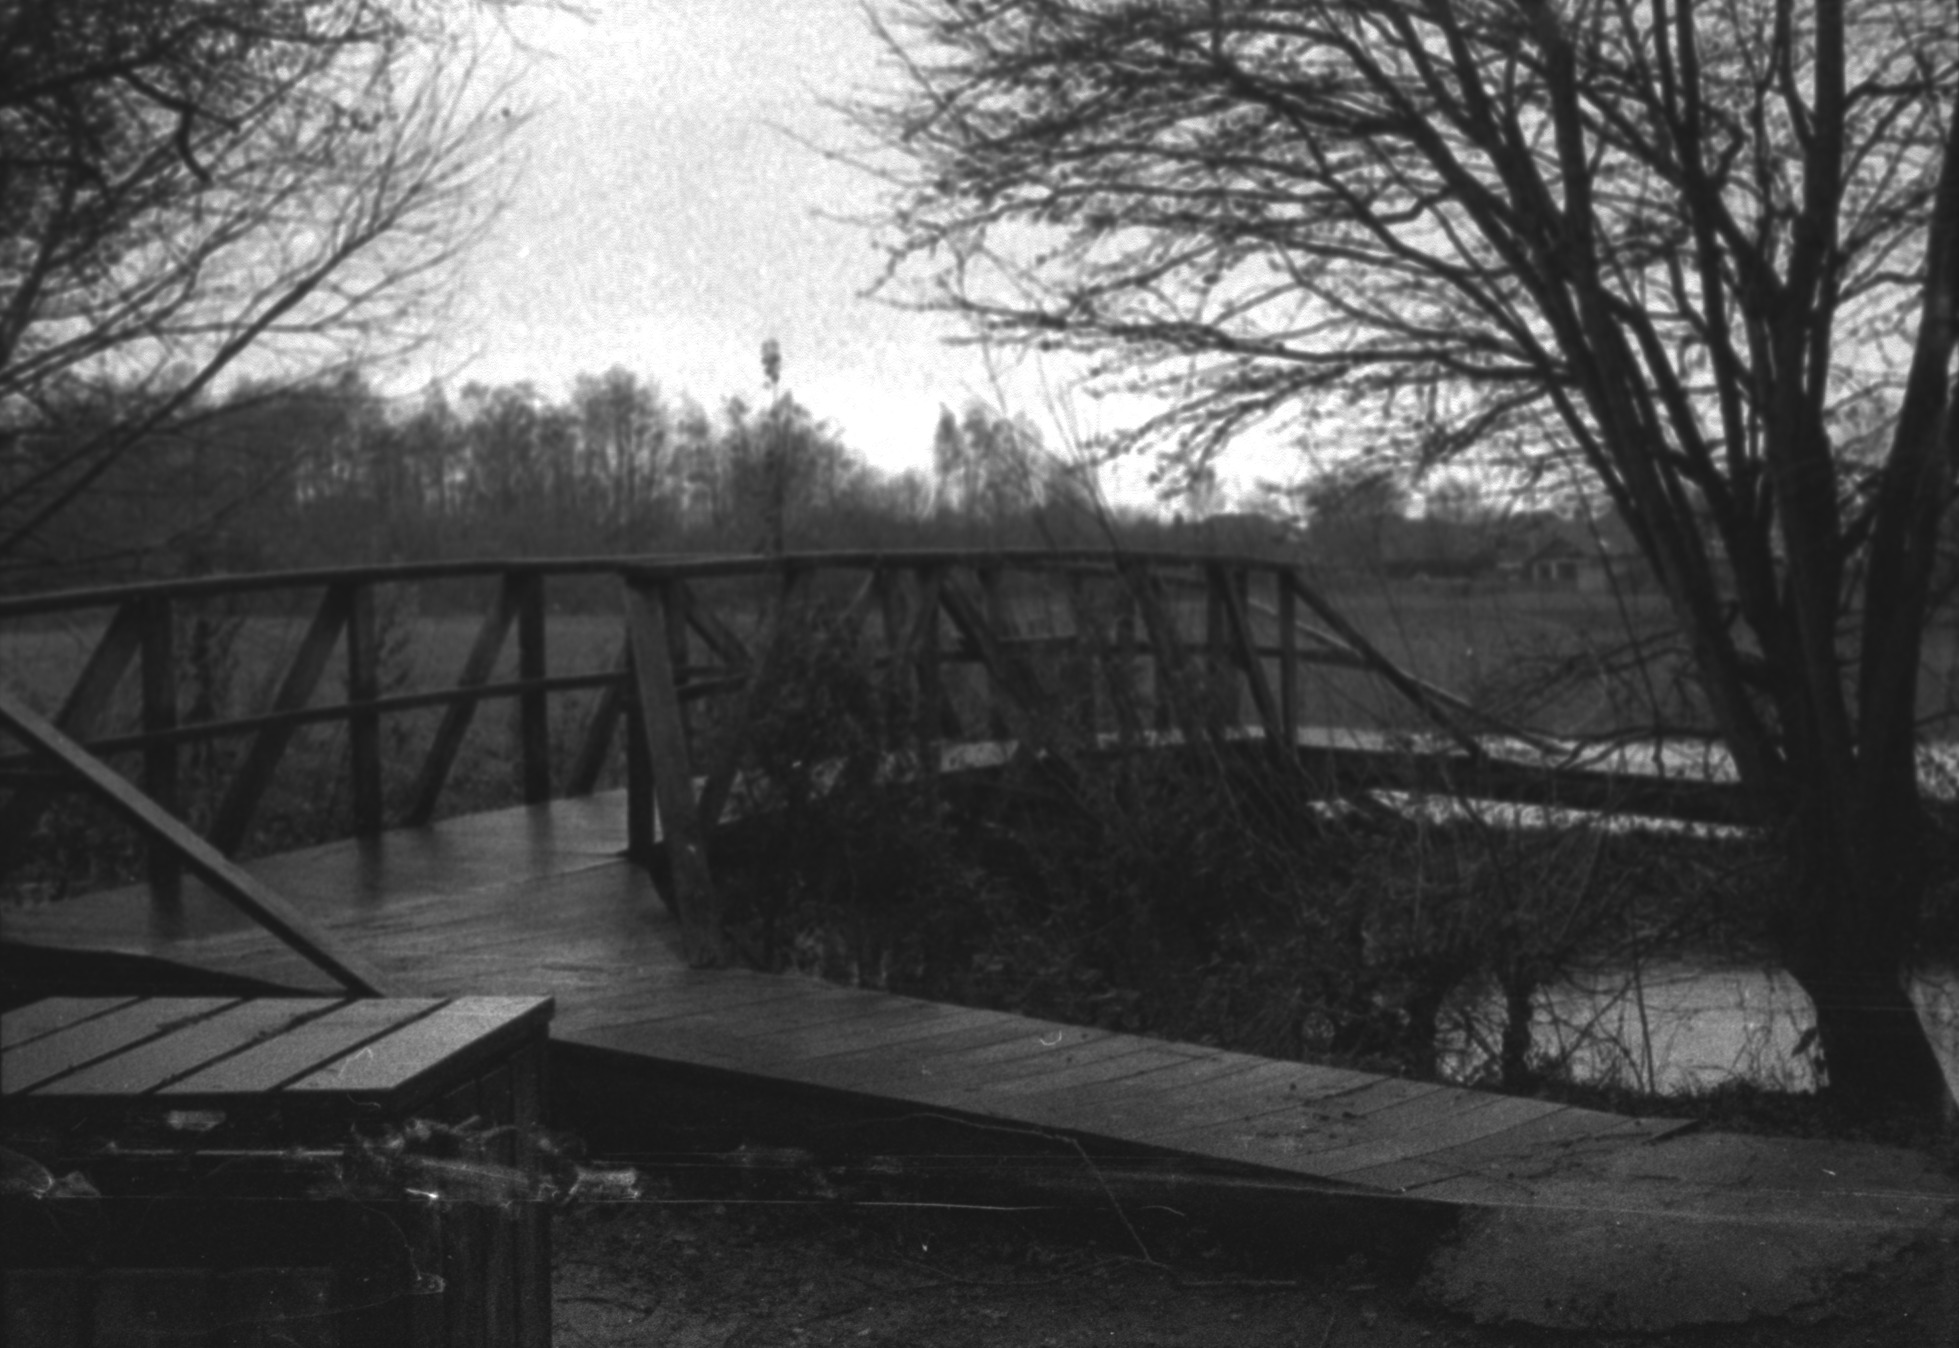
[709,606,1723,1087]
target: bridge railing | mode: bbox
[2,548,1692,973]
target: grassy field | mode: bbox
[7,571,1959,901]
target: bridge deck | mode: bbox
[0,793,1683,1200]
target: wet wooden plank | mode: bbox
[709,996,987,1060]
[1287,1076,1450,1119]
[160,999,440,1096]
[284,997,551,1099]
[1313,1080,1530,1133]
[0,996,139,1050]
[774,1016,1053,1091]
[913,1033,1166,1100]
[1291,1094,1567,1177]
[990,1053,1274,1135]
[752,1008,1038,1077]
[0,789,1687,1205]
[4,997,238,1093]
[562,977,835,1034]
[561,1018,758,1069]
[36,998,344,1097]
[1127,1061,1375,1141]
[987,1044,1211,1099]
[782,1005,1028,1063]
[1417,1103,1682,1171]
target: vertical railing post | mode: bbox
[346,581,383,835]
[978,566,1012,742]
[207,585,351,855]
[402,575,517,828]
[911,566,951,747]
[1061,570,1096,737]
[140,595,180,906]
[663,575,692,742]
[517,572,550,804]
[1203,564,1235,727]
[624,574,723,965]
[623,644,654,864]
[1277,565,1299,748]
[1106,578,1143,742]
[566,645,627,799]
[1231,566,1254,729]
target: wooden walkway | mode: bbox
[0,794,1683,1200]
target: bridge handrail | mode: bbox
[2,547,1749,967]
[0,547,1297,621]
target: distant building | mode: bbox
[1515,521,1652,593]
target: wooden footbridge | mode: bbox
[1,551,1718,1215]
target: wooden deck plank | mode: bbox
[1281,1095,1568,1177]
[778,1005,1031,1064]
[985,1045,1218,1101]
[900,1034,1168,1101]
[561,978,840,1035]
[2,791,1685,1208]
[703,997,1001,1060]
[0,996,139,1050]
[1416,1103,1678,1170]
[31,998,344,1097]
[4,997,239,1093]
[159,999,440,1096]
[1125,1062,1377,1141]
[981,1052,1275,1135]
[284,997,551,1098]
[635,1001,994,1071]
[762,1016,1058,1090]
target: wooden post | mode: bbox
[978,566,1012,742]
[140,595,180,906]
[0,599,145,876]
[1216,565,1283,746]
[874,567,911,727]
[1103,579,1144,743]
[346,582,384,835]
[696,567,808,832]
[911,566,955,747]
[1277,566,1299,748]
[207,586,351,854]
[1126,564,1208,746]
[623,645,654,865]
[1204,564,1241,727]
[624,577,723,966]
[0,684,393,994]
[516,573,550,805]
[664,576,693,742]
[565,645,628,798]
[938,573,1051,752]
[1061,571,1097,737]
[404,576,520,826]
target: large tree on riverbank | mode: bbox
[860,0,1959,1114]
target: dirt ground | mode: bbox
[549,1185,1959,1348]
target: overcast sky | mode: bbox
[399,0,1291,506]
[405,2,1126,488]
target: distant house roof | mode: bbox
[1522,535,1591,566]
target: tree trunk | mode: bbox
[1783,813,1950,1118]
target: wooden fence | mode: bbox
[0,549,1747,981]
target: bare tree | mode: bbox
[0,0,513,574]
[860,0,1959,1115]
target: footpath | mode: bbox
[1414,1126,1959,1331]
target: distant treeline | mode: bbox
[6,367,1229,595]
